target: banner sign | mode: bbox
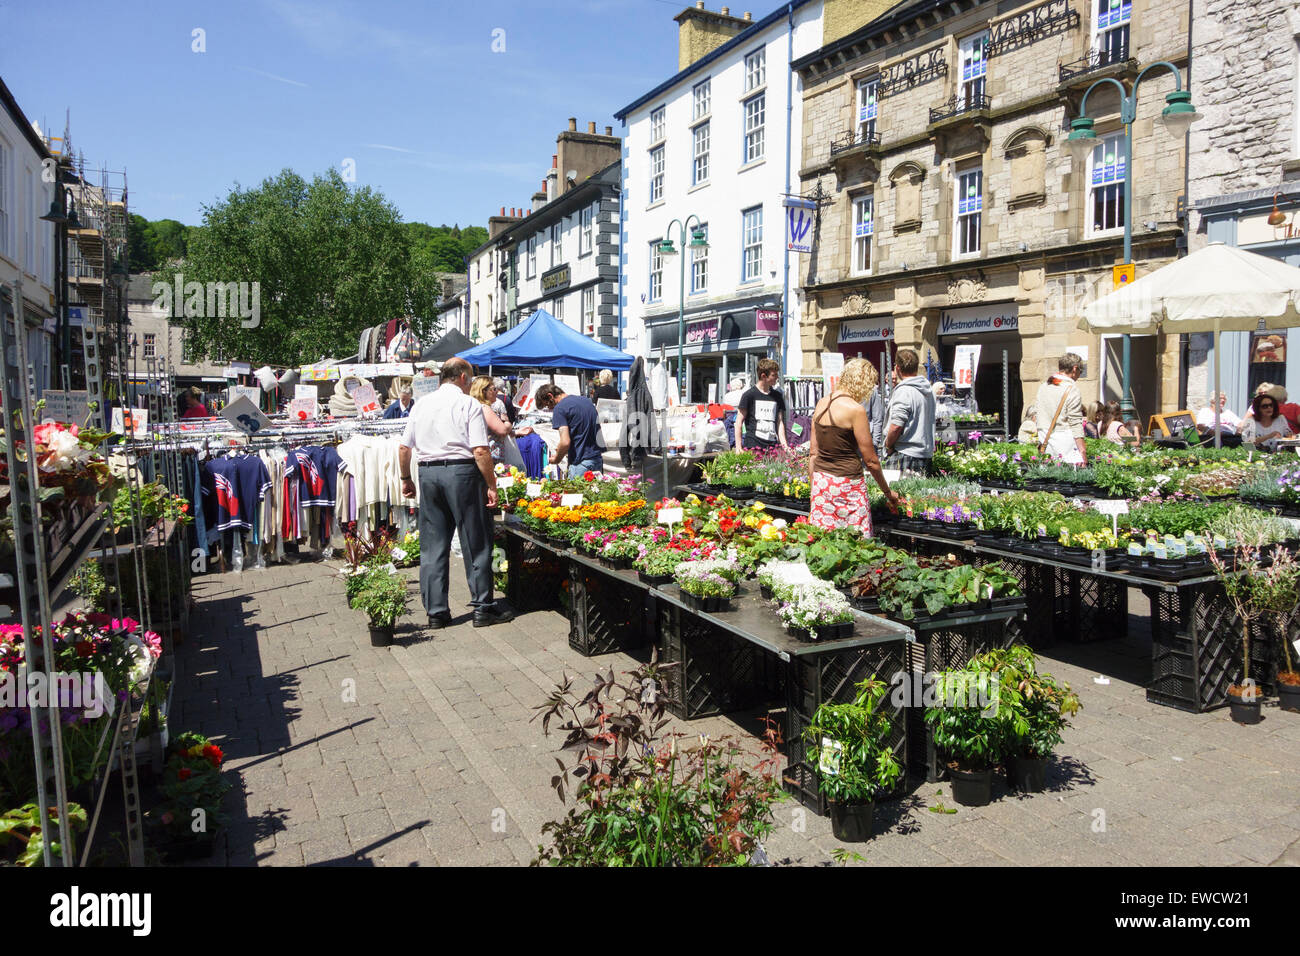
[784,197,816,254]
[300,364,340,381]
[685,318,719,344]
[755,308,781,336]
[954,344,982,389]
[337,363,413,379]
[938,305,1019,336]
[838,317,893,344]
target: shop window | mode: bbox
[1005,128,1048,209]
[889,162,925,233]
[1088,132,1126,236]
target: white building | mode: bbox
[0,77,55,393]
[615,1,826,402]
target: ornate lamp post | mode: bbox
[654,216,708,497]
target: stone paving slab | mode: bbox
[172,553,1300,867]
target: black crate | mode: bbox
[504,531,569,616]
[1147,585,1276,712]
[568,568,651,657]
[784,636,912,816]
[1057,568,1128,643]
[976,556,1056,647]
[657,603,777,721]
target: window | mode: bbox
[24,168,34,274]
[487,253,492,274]
[853,197,874,275]
[650,106,665,143]
[475,259,480,280]
[475,302,480,328]
[857,79,878,143]
[1093,0,1131,63]
[580,205,593,255]
[143,333,157,358]
[649,241,663,302]
[955,168,983,257]
[693,122,710,185]
[744,94,766,164]
[745,49,766,92]
[693,79,711,120]
[550,223,562,267]
[959,32,989,108]
[649,146,664,204]
[582,286,596,333]
[742,206,763,282]
[552,296,564,322]
[0,140,9,259]
[526,236,537,278]
[691,223,709,293]
[1088,132,1126,235]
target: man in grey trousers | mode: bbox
[398,357,515,629]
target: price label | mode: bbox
[526,482,542,498]
[657,507,684,525]
[220,395,271,435]
[111,406,149,438]
[1152,544,1169,559]
[288,397,316,421]
[350,384,381,416]
[1128,541,1143,557]
[560,493,584,508]
[496,476,515,490]
[1036,523,1048,538]
[1213,535,1227,550]
[817,737,842,776]
[1093,499,1129,516]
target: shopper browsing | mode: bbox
[397,358,515,629]
[734,359,789,452]
[882,348,936,474]
[592,369,621,402]
[180,387,209,419]
[1034,353,1087,465]
[535,383,605,477]
[1240,391,1296,445]
[1099,400,1136,444]
[382,387,414,419]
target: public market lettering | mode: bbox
[878,47,947,99]
[987,0,1080,57]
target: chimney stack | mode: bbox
[568,117,577,131]
[721,6,729,14]
[695,1,703,7]
[605,126,613,136]
[552,154,557,168]
[500,206,505,216]
[675,3,750,70]
[588,121,596,133]
[744,10,751,19]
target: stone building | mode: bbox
[793,0,1192,424]
[125,273,228,389]
[1185,0,1300,414]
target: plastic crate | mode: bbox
[657,603,776,721]
[504,530,569,616]
[568,568,651,657]
[783,636,911,816]
[1146,585,1276,712]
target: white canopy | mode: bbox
[1079,242,1300,335]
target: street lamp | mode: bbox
[1066,64,1200,419]
[41,187,80,389]
[655,215,707,498]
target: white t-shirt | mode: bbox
[1196,406,1241,433]
[400,382,489,462]
[1240,416,1293,444]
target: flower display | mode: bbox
[674,561,738,599]
[778,581,854,633]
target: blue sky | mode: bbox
[0,0,693,228]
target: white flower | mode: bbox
[39,430,94,473]
[391,547,407,561]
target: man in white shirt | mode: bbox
[398,357,514,629]
[1195,393,1242,435]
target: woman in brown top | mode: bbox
[808,358,901,535]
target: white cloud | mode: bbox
[238,66,310,88]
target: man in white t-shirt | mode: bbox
[398,357,514,629]
[1195,393,1242,435]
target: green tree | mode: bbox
[175,168,432,366]
[128,214,156,271]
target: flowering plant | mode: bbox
[109,482,192,531]
[778,581,854,632]
[674,562,737,599]
[759,560,817,602]
[154,731,231,845]
[920,502,982,525]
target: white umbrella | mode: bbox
[1079,243,1300,445]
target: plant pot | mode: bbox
[759,583,772,600]
[680,589,731,613]
[789,620,854,642]
[1226,686,1262,725]
[947,762,993,807]
[1276,676,1300,714]
[829,800,875,843]
[368,624,394,647]
[1006,754,1048,793]
[638,570,675,587]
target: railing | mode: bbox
[929,93,992,124]
[829,129,882,158]
[1059,41,1131,83]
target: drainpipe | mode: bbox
[782,2,794,377]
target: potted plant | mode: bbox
[151,731,230,861]
[802,676,901,842]
[635,546,683,586]
[778,581,855,641]
[352,567,410,646]
[674,561,737,612]
[1210,540,1278,724]
[972,646,1080,792]
[0,802,89,866]
[1236,545,1300,714]
[923,664,1005,806]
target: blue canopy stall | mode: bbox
[456,309,635,370]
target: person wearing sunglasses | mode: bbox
[1240,392,1296,446]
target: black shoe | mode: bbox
[427,612,452,629]
[472,603,516,628]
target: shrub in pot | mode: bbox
[150,731,230,861]
[778,581,855,641]
[352,567,410,646]
[972,645,1080,792]
[923,665,1005,807]
[802,676,901,842]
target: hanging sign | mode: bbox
[784,197,816,254]
[111,407,149,438]
[300,364,340,382]
[350,383,381,416]
[755,308,781,336]
[220,395,270,435]
[338,363,413,379]
[953,344,982,389]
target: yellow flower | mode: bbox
[686,494,700,505]
[751,501,766,512]
[744,515,759,528]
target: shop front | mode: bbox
[837,315,896,373]
[937,303,1023,427]
[647,307,778,403]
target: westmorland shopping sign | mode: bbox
[938,306,1019,335]
[785,197,816,254]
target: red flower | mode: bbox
[178,768,192,781]
[203,744,223,767]
[181,503,190,513]
[75,640,94,657]
[582,470,596,481]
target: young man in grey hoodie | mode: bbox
[882,348,936,474]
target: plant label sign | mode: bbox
[526,482,542,498]
[657,507,683,525]
[496,476,515,490]
[560,493,584,508]
[220,395,271,435]
[817,737,843,776]
[111,406,149,438]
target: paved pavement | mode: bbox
[171,553,1300,867]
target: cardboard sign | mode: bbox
[111,407,149,438]
[821,351,845,393]
[412,375,439,399]
[41,390,90,426]
[350,384,381,416]
[657,507,684,525]
[220,395,272,435]
[227,385,261,407]
[288,384,318,421]
[560,493,584,508]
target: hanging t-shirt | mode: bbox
[206,454,272,532]
[738,386,787,448]
[294,445,342,508]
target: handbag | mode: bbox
[1037,386,1070,457]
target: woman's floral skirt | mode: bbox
[810,470,873,536]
